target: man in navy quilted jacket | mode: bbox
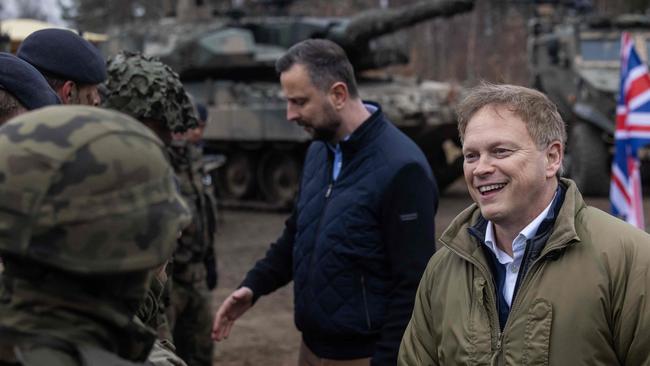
[212,39,438,365]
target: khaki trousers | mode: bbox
[298,342,371,366]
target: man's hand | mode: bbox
[211,286,254,341]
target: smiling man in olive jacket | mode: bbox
[399,83,650,365]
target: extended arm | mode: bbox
[212,208,297,341]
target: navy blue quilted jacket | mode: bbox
[241,103,437,365]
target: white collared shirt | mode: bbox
[484,195,555,306]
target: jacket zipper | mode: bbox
[492,245,565,366]
[441,242,502,352]
[360,275,372,329]
[307,163,335,285]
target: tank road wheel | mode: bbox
[216,152,255,199]
[567,122,610,196]
[257,150,300,208]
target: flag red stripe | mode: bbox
[612,170,632,205]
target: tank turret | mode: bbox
[326,0,473,70]
[115,0,474,78]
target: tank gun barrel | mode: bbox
[328,0,474,47]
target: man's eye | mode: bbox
[494,149,511,157]
[464,153,478,162]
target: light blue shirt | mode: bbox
[328,140,346,181]
[333,143,343,180]
[484,194,556,306]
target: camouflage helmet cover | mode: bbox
[103,50,198,133]
[0,106,191,274]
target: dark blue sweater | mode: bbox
[241,103,438,365]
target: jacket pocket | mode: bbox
[523,299,552,366]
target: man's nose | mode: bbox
[286,104,299,122]
[91,88,101,106]
[473,155,495,176]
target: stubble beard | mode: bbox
[311,102,342,143]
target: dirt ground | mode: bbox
[209,179,630,365]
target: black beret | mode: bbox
[0,52,60,110]
[17,28,107,84]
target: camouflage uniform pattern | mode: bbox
[138,274,188,366]
[103,51,197,133]
[0,105,190,273]
[0,106,191,366]
[188,143,219,287]
[103,51,216,366]
[165,142,215,366]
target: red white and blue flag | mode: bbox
[610,32,650,229]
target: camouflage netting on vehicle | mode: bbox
[0,105,191,274]
[103,50,198,133]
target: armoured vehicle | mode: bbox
[103,0,474,209]
[529,10,650,196]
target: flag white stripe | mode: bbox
[623,64,646,93]
[616,130,650,140]
[626,112,650,126]
[629,89,650,111]
[610,183,630,214]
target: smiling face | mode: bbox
[462,104,561,233]
[280,63,342,143]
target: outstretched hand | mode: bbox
[211,286,254,341]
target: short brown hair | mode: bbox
[456,82,566,149]
[0,90,27,125]
[275,39,359,98]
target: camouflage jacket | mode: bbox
[135,273,187,366]
[166,142,216,285]
[0,277,156,366]
[0,339,152,366]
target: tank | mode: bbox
[528,6,650,196]
[103,0,474,209]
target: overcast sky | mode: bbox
[1,0,68,25]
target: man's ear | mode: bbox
[59,80,76,104]
[545,140,563,178]
[329,82,348,110]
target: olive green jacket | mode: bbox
[399,179,650,365]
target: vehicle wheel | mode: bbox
[257,150,300,207]
[567,122,610,196]
[216,152,255,199]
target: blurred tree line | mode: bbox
[50,0,650,85]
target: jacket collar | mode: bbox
[338,101,386,157]
[440,178,583,260]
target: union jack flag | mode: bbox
[610,32,650,229]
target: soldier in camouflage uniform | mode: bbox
[138,265,188,366]
[186,102,218,289]
[103,51,217,366]
[0,106,191,365]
